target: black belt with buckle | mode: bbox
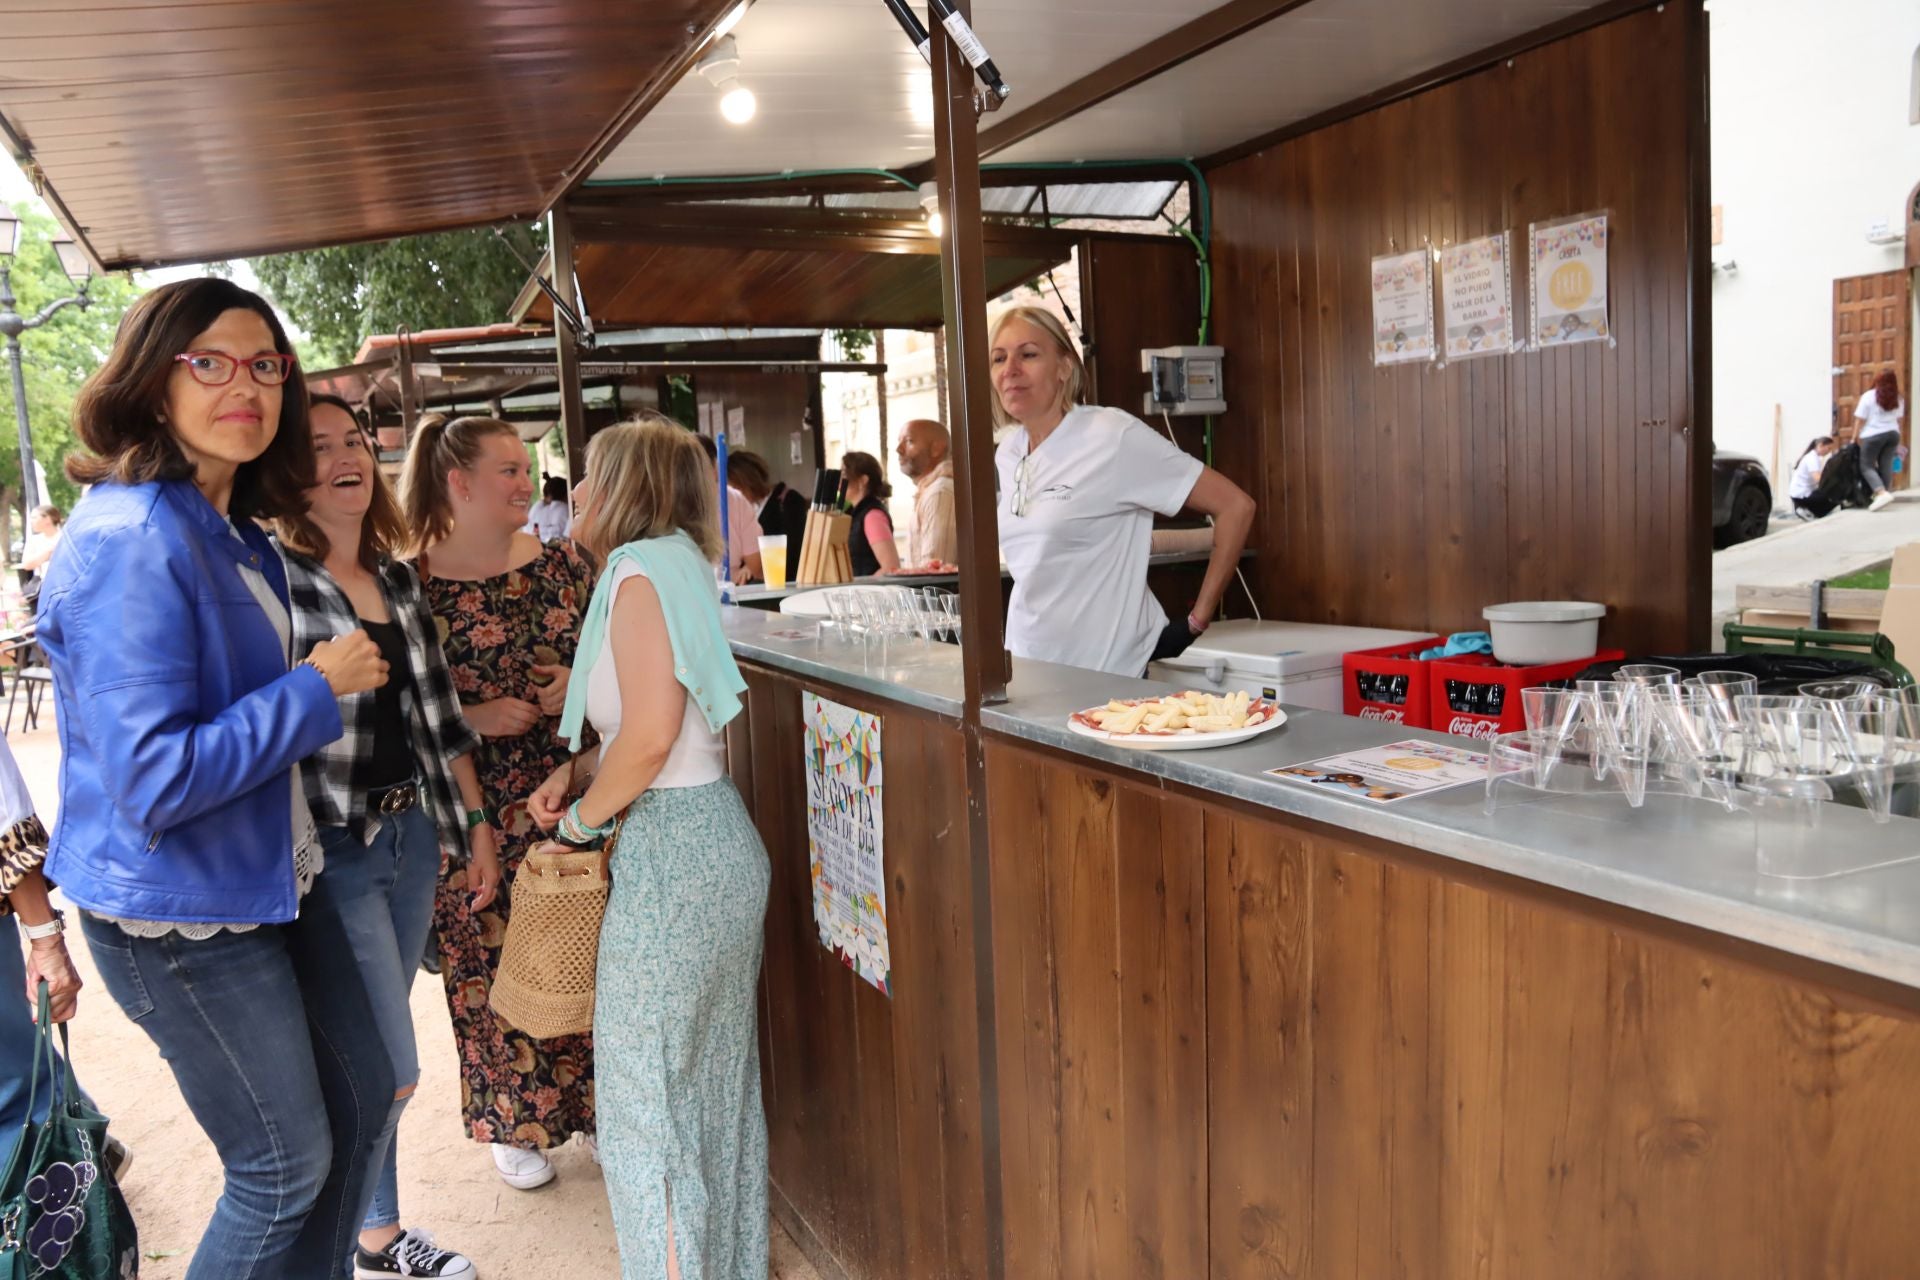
[370,779,419,816]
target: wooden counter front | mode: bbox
[730,663,1920,1280]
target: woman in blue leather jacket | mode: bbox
[36,278,396,1280]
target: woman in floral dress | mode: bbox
[400,414,598,1191]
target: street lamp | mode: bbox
[0,214,92,511]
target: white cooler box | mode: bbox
[1149,620,1435,712]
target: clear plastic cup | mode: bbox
[757,535,788,589]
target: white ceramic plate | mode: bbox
[1067,698,1288,751]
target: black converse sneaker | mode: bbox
[353,1228,477,1278]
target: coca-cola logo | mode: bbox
[1359,707,1406,723]
[1446,716,1501,740]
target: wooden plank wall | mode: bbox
[984,738,1920,1278]
[695,368,819,500]
[1078,235,1205,416]
[728,665,990,1279]
[1206,4,1708,654]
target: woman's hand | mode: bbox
[465,696,543,739]
[26,937,81,1023]
[529,665,571,717]
[466,825,501,912]
[527,762,574,830]
[306,630,389,697]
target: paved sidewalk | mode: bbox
[1710,491,1920,639]
[3,721,819,1280]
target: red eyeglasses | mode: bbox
[174,351,295,387]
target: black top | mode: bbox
[359,616,416,789]
[758,484,811,572]
[845,493,892,577]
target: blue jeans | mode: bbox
[307,804,440,1239]
[0,915,88,1160]
[79,892,395,1280]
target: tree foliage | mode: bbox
[250,224,546,370]
[0,203,140,518]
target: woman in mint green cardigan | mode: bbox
[526,414,770,1280]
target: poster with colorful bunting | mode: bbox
[804,693,890,994]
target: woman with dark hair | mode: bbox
[839,450,899,576]
[727,449,808,580]
[1789,435,1837,519]
[277,393,501,1278]
[1853,370,1906,512]
[525,473,574,543]
[36,278,394,1279]
[399,414,599,1191]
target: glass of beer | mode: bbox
[757,535,788,589]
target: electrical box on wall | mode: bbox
[1141,345,1226,415]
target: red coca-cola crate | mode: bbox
[1428,649,1626,740]
[1342,637,1445,729]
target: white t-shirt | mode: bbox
[996,405,1204,677]
[584,562,726,789]
[1788,450,1827,500]
[1854,391,1905,440]
[524,499,572,543]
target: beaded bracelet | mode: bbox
[557,799,615,847]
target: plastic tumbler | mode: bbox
[757,535,788,589]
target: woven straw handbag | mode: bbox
[490,836,615,1040]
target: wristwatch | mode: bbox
[21,910,64,942]
[465,807,494,832]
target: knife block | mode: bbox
[797,510,853,585]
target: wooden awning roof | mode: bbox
[0,0,739,271]
[517,196,1078,330]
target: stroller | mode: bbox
[1801,443,1873,518]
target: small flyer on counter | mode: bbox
[1267,739,1492,805]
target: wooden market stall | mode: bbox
[8,3,1920,1280]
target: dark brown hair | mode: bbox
[725,449,772,500]
[67,278,313,518]
[275,391,409,572]
[1875,371,1901,413]
[574,413,721,563]
[840,451,891,503]
[396,413,523,555]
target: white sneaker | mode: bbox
[490,1143,555,1190]
[581,1134,601,1166]
[1870,490,1896,512]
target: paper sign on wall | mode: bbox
[804,693,890,995]
[726,405,746,447]
[1371,249,1435,366]
[1439,233,1515,360]
[1530,214,1609,348]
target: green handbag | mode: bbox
[0,983,139,1279]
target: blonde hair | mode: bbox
[397,413,522,554]
[988,304,1086,429]
[574,413,722,564]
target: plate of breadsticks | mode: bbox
[1068,690,1286,750]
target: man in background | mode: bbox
[896,418,957,568]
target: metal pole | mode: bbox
[1,260,90,516]
[6,335,35,511]
[549,204,589,486]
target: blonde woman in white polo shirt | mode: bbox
[989,306,1255,677]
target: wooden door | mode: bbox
[1832,270,1913,485]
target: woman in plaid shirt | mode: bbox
[277,395,501,1280]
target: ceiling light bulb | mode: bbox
[720,83,757,124]
[926,211,945,238]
